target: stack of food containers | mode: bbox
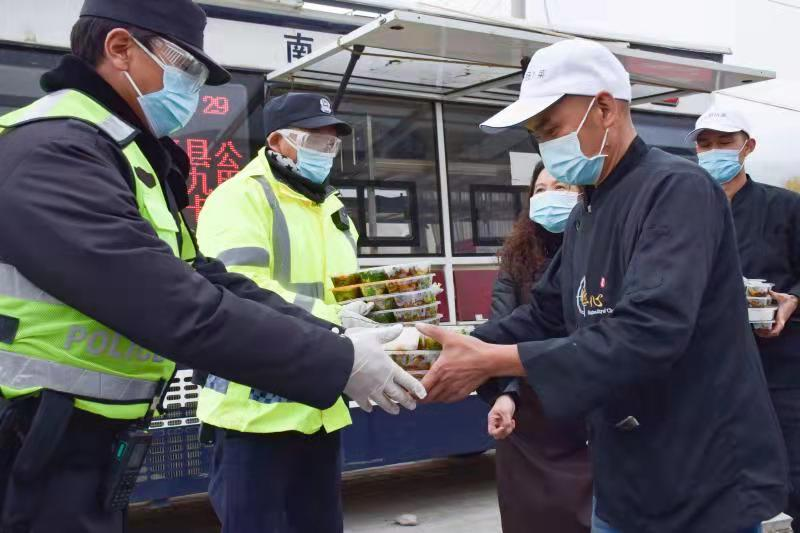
[331,262,450,378]
[745,278,777,330]
[331,262,442,325]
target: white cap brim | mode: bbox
[480,94,562,134]
[685,126,747,143]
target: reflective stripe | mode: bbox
[217,247,270,268]
[96,114,136,144]
[0,349,159,402]
[291,282,324,299]
[249,388,289,404]
[7,89,70,124]
[255,177,292,285]
[0,263,61,305]
[294,293,316,312]
[343,229,358,257]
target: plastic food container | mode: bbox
[337,285,442,311]
[752,321,775,331]
[745,280,774,298]
[748,306,777,322]
[387,350,440,371]
[406,314,442,326]
[369,303,439,324]
[386,274,435,294]
[747,296,774,308]
[331,286,361,303]
[331,273,361,288]
[358,267,389,283]
[417,334,442,351]
[385,262,431,280]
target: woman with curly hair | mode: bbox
[487,161,592,533]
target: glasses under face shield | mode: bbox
[278,128,342,156]
[132,36,209,93]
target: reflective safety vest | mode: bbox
[196,149,356,435]
[0,89,197,420]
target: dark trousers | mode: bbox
[0,404,126,533]
[209,428,343,533]
[771,387,800,521]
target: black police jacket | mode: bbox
[0,56,353,410]
[474,138,788,532]
[732,176,800,387]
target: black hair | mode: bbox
[70,16,158,66]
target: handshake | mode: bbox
[342,300,522,417]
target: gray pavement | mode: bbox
[129,453,501,533]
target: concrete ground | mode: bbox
[129,453,501,533]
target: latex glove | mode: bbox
[488,394,516,440]
[756,290,799,338]
[344,325,428,414]
[340,301,379,329]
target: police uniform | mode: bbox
[0,3,353,532]
[474,138,788,533]
[197,93,356,533]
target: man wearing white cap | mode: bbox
[416,39,787,532]
[691,104,800,521]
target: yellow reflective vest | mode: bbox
[0,89,196,420]
[196,148,357,434]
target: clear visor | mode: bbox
[133,36,209,92]
[278,129,342,156]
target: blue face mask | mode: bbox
[529,190,580,233]
[124,43,200,138]
[697,145,745,185]
[537,98,609,186]
[296,146,335,184]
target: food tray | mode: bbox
[331,274,435,303]
[752,320,775,330]
[749,306,777,322]
[338,285,441,311]
[369,302,439,323]
[331,262,432,287]
[745,280,774,298]
[401,314,443,326]
[747,296,774,308]
[387,350,440,371]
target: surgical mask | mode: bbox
[697,144,746,185]
[529,190,580,233]
[296,146,335,184]
[537,98,609,186]
[124,38,202,138]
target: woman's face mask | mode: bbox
[537,98,608,186]
[529,190,580,233]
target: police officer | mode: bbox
[415,39,787,532]
[690,104,800,520]
[0,2,423,531]
[195,93,420,533]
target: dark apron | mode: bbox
[495,382,592,533]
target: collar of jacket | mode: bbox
[583,135,648,208]
[264,148,335,205]
[258,149,343,214]
[40,55,191,209]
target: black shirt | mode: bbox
[732,176,800,386]
[474,138,787,532]
[0,56,353,409]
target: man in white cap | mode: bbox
[416,39,787,532]
[691,103,800,521]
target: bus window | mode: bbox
[443,102,536,256]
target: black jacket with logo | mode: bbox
[474,138,787,532]
[0,56,354,410]
[731,176,800,387]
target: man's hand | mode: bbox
[756,291,799,338]
[416,323,524,403]
[488,394,516,440]
[344,325,427,414]
[340,301,379,329]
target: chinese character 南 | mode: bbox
[215,140,244,185]
[284,32,314,63]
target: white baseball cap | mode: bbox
[686,105,751,142]
[480,39,632,134]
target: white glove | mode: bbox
[340,301,379,328]
[344,325,428,415]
